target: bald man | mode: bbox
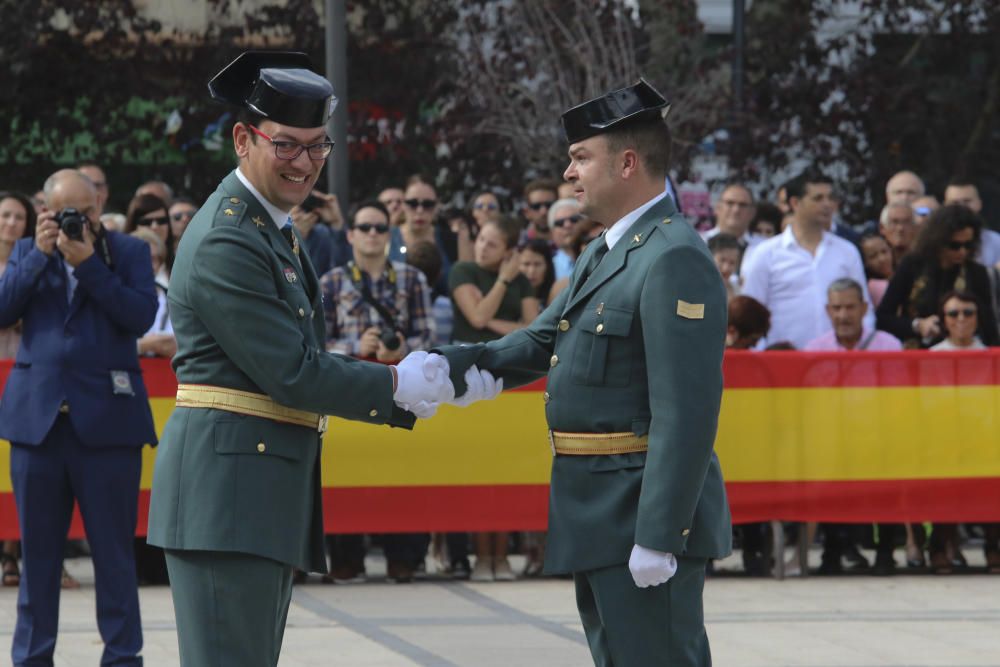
[0,169,158,666]
[885,171,925,205]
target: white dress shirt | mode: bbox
[604,191,667,250]
[741,225,874,349]
[979,229,1000,268]
[235,168,290,228]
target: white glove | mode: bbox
[393,351,454,416]
[449,365,503,408]
[628,544,677,588]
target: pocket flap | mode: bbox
[213,416,303,462]
[579,306,633,337]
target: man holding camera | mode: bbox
[320,199,434,582]
[0,168,158,666]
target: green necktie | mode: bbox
[574,237,608,295]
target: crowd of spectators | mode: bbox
[1,160,998,593]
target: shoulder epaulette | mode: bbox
[212,196,249,229]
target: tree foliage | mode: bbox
[731,0,1000,220]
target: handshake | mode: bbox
[392,351,502,418]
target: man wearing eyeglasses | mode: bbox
[521,178,559,243]
[147,51,452,666]
[547,197,584,280]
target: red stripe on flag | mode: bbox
[3,477,1000,539]
[723,349,1000,389]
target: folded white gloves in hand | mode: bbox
[628,544,677,588]
[449,365,503,408]
[393,351,454,418]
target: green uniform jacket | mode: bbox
[147,171,414,573]
[438,196,731,574]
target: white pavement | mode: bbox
[1,550,999,666]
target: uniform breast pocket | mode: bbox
[571,306,634,387]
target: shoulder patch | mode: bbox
[211,197,249,229]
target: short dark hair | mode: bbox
[236,108,267,130]
[523,179,559,200]
[125,194,169,233]
[911,204,982,263]
[349,200,390,227]
[750,202,783,233]
[946,175,978,191]
[707,233,742,255]
[0,190,37,239]
[727,295,770,339]
[784,169,833,201]
[938,289,979,318]
[603,115,672,178]
[405,241,443,286]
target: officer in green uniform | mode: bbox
[438,81,731,666]
[147,51,450,667]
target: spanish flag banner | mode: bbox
[1,351,998,539]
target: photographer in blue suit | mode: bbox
[0,169,158,667]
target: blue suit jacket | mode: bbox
[0,234,159,447]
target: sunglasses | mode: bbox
[552,214,582,228]
[946,240,975,251]
[474,202,499,211]
[404,198,437,210]
[354,223,390,234]
[944,308,977,319]
[138,216,169,227]
[171,211,194,221]
[527,201,555,211]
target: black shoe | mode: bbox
[816,560,844,576]
[843,545,870,570]
[451,559,471,580]
[872,554,896,576]
[742,552,769,577]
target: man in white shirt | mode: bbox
[742,170,873,348]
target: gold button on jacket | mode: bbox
[558,320,570,332]
[550,354,559,367]
[256,442,266,453]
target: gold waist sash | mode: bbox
[549,431,648,456]
[175,384,328,433]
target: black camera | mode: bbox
[300,194,323,213]
[379,328,401,351]
[55,208,88,241]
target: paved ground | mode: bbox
[1,549,999,666]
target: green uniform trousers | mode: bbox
[164,549,294,667]
[575,557,711,667]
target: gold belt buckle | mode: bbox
[318,415,329,435]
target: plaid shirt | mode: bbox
[320,261,434,356]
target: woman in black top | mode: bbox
[876,204,999,348]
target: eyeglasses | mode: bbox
[527,201,555,211]
[171,211,194,222]
[946,240,975,251]
[404,198,437,210]
[552,214,582,228]
[944,308,977,319]
[474,202,499,211]
[137,216,169,227]
[354,223,390,234]
[248,125,334,161]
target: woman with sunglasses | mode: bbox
[927,291,1000,574]
[876,204,999,348]
[470,191,502,228]
[389,176,451,295]
[125,193,176,285]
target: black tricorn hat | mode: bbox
[561,79,670,144]
[208,51,337,128]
